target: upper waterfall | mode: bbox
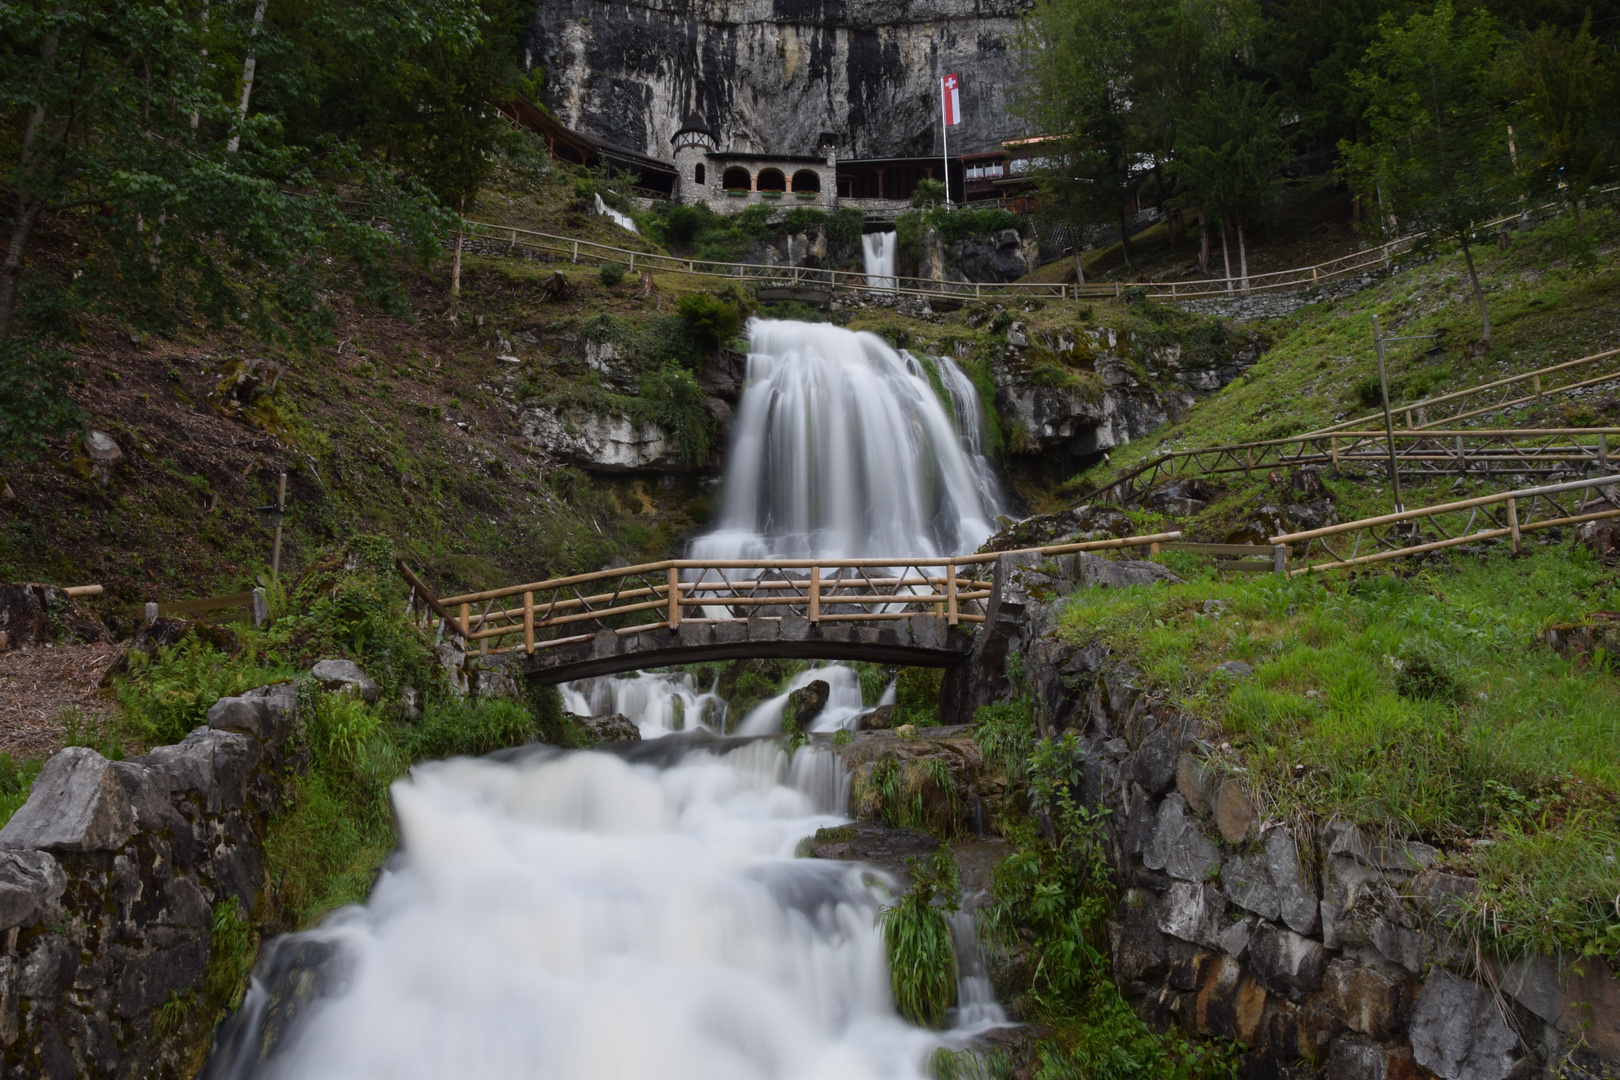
[861,231,897,291]
[691,320,1005,562]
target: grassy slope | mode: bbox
[1058,545,1620,962]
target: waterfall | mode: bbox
[593,192,639,234]
[861,231,897,290]
[206,317,1012,1077]
[690,320,1005,562]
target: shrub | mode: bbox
[599,261,625,286]
[116,634,292,746]
[876,846,958,1027]
[1354,374,1385,409]
[640,364,716,465]
[893,666,942,726]
[405,697,541,761]
[911,179,947,208]
[677,292,745,350]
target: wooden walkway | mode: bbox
[397,532,1178,683]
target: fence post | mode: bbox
[145,602,158,625]
[252,588,268,627]
[629,252,635,273]
[1115,281,1121,298]
[1508,497,1520,553]
[1534,373,1542,402]
[945,563,958,626]
[1331,437,1340,470]
[571,241,578,263]
[809,566,820,623]
[460,602,471,641]
[1457,436,1465,476]
[1149,542,1162,556]
[1273,545,1288,576]
[524,591,535,654]
[667,566,681,628]
[1600,432,1609,468]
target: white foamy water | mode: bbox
[210,738,992,1079]
[690,321,1005,563]
[861,231,897,291]
[562,670,728,738]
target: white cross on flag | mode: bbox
[942,73,962,126]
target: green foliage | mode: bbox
[859,758,962,837]
[912,179,948,208]
[1168,80,1292,233]
[974,698,1033,781]
[677,292,746,351]
[826,209,866,251]
[309,693,383,766]
[0,340,84,463]
[876,846,959,1028]
[202,900,255,1013]
[404,694,574,760]
[599,261,626,286]
[893,667,945,727]
[115,636,293,747]
[641,364,717,466]
[0,754,44,831]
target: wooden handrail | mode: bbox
[396,559,468,639]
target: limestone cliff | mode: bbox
[526,0,1032,161]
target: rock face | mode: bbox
[519,405,682,472]
[577,712,642,743]
[527,0,1023,162]
[968,558,1620,1079]
[991,325,1260,467]
[0,681,306,1076]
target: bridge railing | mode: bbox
[398,532,1181,658]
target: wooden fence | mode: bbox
[398,532,1181,656]
[1270,474,1620,574]
[1077,425,1620,508]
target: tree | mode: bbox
[1340,2,1512,341]
[1503,13,1620,244]
[1169,80,1293,292]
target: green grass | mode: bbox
[1056,544,1620,961]
[1064,204,1620,500]
[877,846,960,1029]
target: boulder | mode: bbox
[309,659,381,703]
[1132,721,1182,796]
[857,705,895,731]
[1408,968,1521,1080]
[1323,958,1413,1040]
[0,747,137,853]
[142,727,264,814]
[1157,881,1225,948]
[1210,780,1255,842]
[579,713,641,743]
[782,680,830,734]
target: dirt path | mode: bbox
[0,643,124,759]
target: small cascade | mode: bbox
[934,355,1007,518]
[561,670,726,738]
[861,230,897,290]
[593,192,638,234]
[690,320,1006,562]
[735,665,869,736]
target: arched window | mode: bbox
[791,170,821,193]
[722,167,751,191]
[694,163,706,185]
[756,168,786,192]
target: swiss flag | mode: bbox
[942,73,962,126]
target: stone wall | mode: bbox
[961,552,1620,1079]
[0,684,304,1079]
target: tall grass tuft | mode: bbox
[877,847,959,1028]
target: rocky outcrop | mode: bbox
[992,574,1620,1079]
[518,405,681,472]
[0,682,305,1078]
[920,229,1040,284]
[989,323,1259,465]
[528,0,1024,163]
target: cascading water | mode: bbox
[689,320,1005,562]
[208,319,1012,1077]
[861,231,897,291]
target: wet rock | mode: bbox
[796,819,939,889]
[578,713,641,743]
[1248,923,1328,1002]
[1145,794,1220,882]
[309,659,381,703]
[0,747,136,853]
[518,406,683,472]
[1408,968,1521,1080]
[1193,953,1268,1044]
[782,680,830,734]
[857,704,895,731]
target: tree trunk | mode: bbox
[1220,213,1233,294]
[192,0,209,130]
[1459,235,1490,343]
[1072,246,1085,286]
[226,0,269,152]
[1237,215,1250,295]
[1197,210,1209,274]
[451,197,465,302]
[1,8,64,345]
[1117,207,1133,271]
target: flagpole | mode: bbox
[940,78,951,208]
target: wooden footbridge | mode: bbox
[397,532,1179,683]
